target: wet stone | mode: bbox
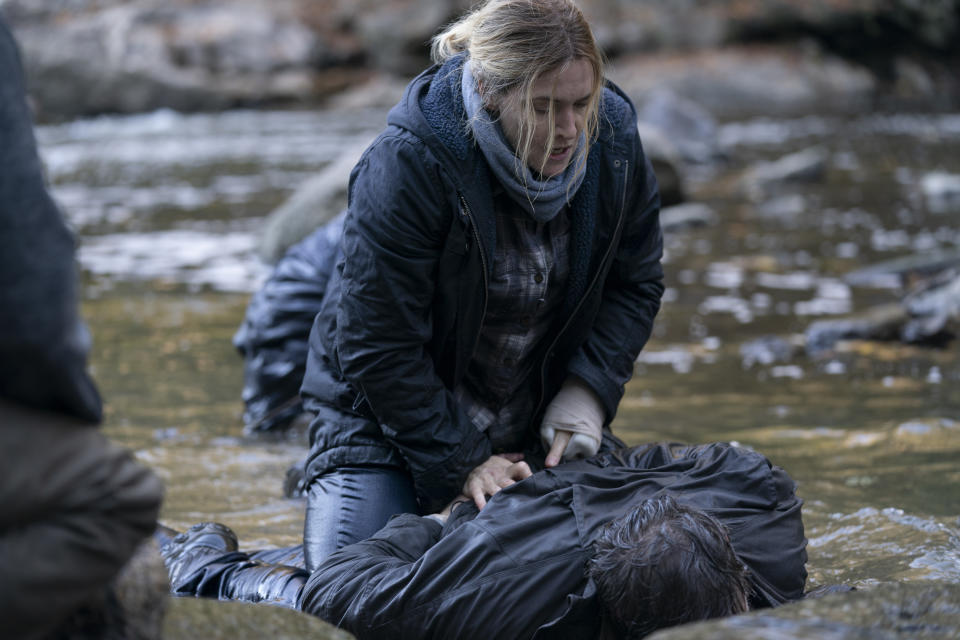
[844,248,960,289]
[740,335,800,368]
[638,88,724,165]
[164,597,354,640]
[804,303,907,356]
[648,582,960,640]
[740,147,829,201]
[661,202,719,232]
[920,172,960,215]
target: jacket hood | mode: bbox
[386,53,472,166]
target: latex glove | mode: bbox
[540,377,604,467]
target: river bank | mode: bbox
[4,0,960,121]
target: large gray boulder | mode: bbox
[5,0,959,119]
[638,88,724,165]
[258,137,370,264]
[5,1,332,119]
[608,43,876,120]
[578,0,960,54]
[649,582,960,640]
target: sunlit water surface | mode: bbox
[37,107,960,587]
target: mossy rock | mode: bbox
[649,582,960,639]
[163,597,354,640]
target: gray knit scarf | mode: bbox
[461,59,586,223]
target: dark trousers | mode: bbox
[302,465,419,572]
[0,401,164,639]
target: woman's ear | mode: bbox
[478,81,494,112]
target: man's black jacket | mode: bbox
[298,442,807,639]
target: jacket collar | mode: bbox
[387,54,638,308]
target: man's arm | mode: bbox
[300,485,592,640]
[297,513,443,629]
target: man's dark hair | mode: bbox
[587,494,751,638]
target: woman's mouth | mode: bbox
[549,145,571,160]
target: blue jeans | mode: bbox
[302,465,419,572]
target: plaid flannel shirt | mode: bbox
[453,188,571,453]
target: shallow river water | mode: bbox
[36,105,960,597]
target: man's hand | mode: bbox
[463,454,532,509]
[427,495,470,524]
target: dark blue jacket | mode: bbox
[301,55,664,510]
[0,17,101,423]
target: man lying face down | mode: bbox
[160,442,807,639]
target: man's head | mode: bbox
[587,494,751,638]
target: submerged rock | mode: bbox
[740,335,802,368]
[649,582,960,640]
[804,304,907,356]
[740,147,830,201]
[901,270,960,344]
[844,248,960,289]
[660,203,719,232]
[805,267,960,353]
[920,172,960,215]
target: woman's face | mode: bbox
[492,58,595,178]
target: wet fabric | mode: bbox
[0,17,101,424]
[0,401,164,639]
[302,465,419,571]
[300,442,806,639]
[161,442,805,640]
[232,212,345,433]
[161,522,307,607]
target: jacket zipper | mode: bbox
[533,158,629,416]
[460,194,489,363]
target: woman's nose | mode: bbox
[555,107,577,138]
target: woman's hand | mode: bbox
[540,377,604,467]
[544,429,572,467]
[463,454,532,509]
